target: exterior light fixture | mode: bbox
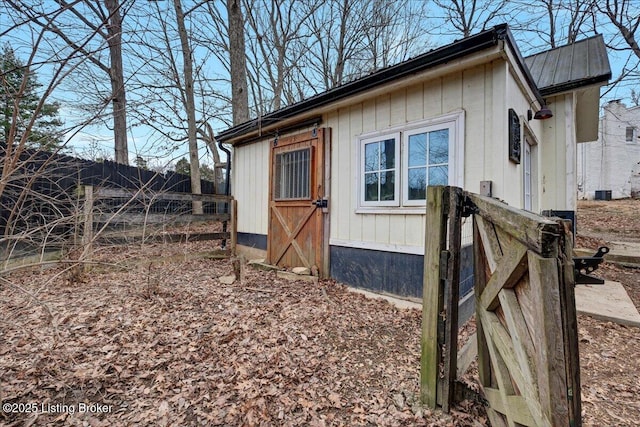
[533,104,553,120]
[527,100,554,121]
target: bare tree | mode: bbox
[172,0,202,214]
[432,0,512,37]
[598,0,640,59]
[0,1,115,262]
[7,0,133,164]
[358,0,429,73]
[534,0,596,48]
[226,0,250,125]
[104,0,129,164]
[243,0,320,114]
[595,0,640,99]
[306,0,366,91]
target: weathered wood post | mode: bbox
[557,219,582,426]
[82,185,94,271]
[420,186,447,407]
[442,187,463,411]
[230,198,237,255]
[420,186,464,410]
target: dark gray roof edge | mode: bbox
[218,24,535,143]
[539,74,612,97]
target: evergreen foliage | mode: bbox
[1,44,64,151]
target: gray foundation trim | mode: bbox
[330,244,475,322]
[237,232,268,250]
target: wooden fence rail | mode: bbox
[81,185,235,255]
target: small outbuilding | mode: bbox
[217,24,610,299]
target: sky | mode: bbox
[3,1,638,170]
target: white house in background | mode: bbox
[217,24,610,301]
[577,100,640,199]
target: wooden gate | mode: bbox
[421,186,580,427]
[267,129,329,276]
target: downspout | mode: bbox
[218,138,232,249]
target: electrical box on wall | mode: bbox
[508,108,521,164]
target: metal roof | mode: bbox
[524,34,611,96]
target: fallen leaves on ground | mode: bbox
[2,199,639,426]
[1,242,482,426]
[576,199,640,426]
[578,315,640,427]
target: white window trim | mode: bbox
[355,110,465,213]
[358,132,401,208]
[402,120,459,207]
[521,118,540,213]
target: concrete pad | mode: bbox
[348,282,640,329]
[347,288,422,310]
[248,260,281,272]
[575,242,640,267]
[276,270,318,284]
[609,241,640,257]
[575,281,640,327]
[218,275,236,285]
[292,266,311,275]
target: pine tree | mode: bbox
[174,157,191,175]
[1,44,64,151]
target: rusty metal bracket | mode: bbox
[574,247,609,285]
[460,194,479,218]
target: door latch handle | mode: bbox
[313,198,328,208]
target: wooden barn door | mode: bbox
[470,193,580,427]
[268,129,328,276]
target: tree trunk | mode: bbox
[226,0,250,125]
[173,0,203,214]
[105,0,129,165]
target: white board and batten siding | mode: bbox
[232,140,269,236]
[539,93,576,211]
[232,127,317,237]
[328,61,544,254]
[232,58,550,255]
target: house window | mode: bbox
[357,111,464,211]
[626,126,637,144]
[274,148,311,200]
[403,125,453,205]
[360,133,400,206]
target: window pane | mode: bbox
[364,142,378,172]
[380,170,395,201]
[274,148,310,199]
[380,139,395,169]
[408,133,427,167]
[364,172,379,201]
[429,129,449,164]
[428,165,448,186]
[408,168,427,200]
[626,127,636,142]
[361,135,397,205]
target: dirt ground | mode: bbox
[576,199,640,308]
[575,199,640,426]
[0,199,638,426]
